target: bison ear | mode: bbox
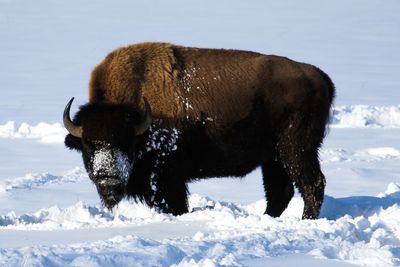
[65,134,82,151]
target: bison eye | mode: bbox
[83,139,96,152]
[124,112,134,123]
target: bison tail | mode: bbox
[312,66,335,138]
[314,66,335,106]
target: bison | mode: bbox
[64,42,334,219]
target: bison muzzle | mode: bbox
[64,42,335,219]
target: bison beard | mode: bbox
[64,42,335,219]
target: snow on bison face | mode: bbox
[63,97,152,209]
[83,141,133,209]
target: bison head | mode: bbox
[63,97,152,209]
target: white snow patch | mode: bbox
[332,105,400,128]
[0,167,87,192]
[0,200,169,230]
[92,147,132,182]
[145,126,180,154]
[0,121,67,143]
[365,147,400,158]
[377,183,400,198]
[320,147,400,163]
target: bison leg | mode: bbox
[151,175,189,216]
[262,159,294,217]
[277,142,326,219]
[275,114,327,219]
[295,157,326,219]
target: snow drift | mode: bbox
[0,168,86,193]
[0,189,399,266]
[0,167,399,267]
[332,105,400,128]
[0,121,67,143]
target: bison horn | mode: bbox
[63,97,83,138]
[135,97,152,135]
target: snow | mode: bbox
[332,106,400,128]
[1,183,400,266]
[92,147,133,183]
[0,121,67,143]
[1,0,400,266]
[0,167,86,193]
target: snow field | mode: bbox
[0,121,67,144]
[332,106,400,129]
[0,168,86,193]
[0,175,399,266]
[0,158,399,267]
[320,147,400,164]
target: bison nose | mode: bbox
[97,178,125,196]
[97,178,125,209]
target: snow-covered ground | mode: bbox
[1,0,400,266]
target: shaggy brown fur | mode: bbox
[65,42,335,219]
[89,43,333,130]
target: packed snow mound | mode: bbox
[320,147,400,163]
[332,105,400,128]
[0,200,169,230]
[0,168,87,193]
[378,182,400,198]
[0,195,246,231]
[0,121,67,143]
[1,185,400,266]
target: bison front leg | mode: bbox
[262,158,295,217]
[150,174,189,216]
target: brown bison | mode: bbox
[64,42,334,219]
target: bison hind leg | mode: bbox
[262,158,295,217]
[276,128,326,219]
[293,155,326,220]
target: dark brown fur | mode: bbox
[65,42,334,219]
